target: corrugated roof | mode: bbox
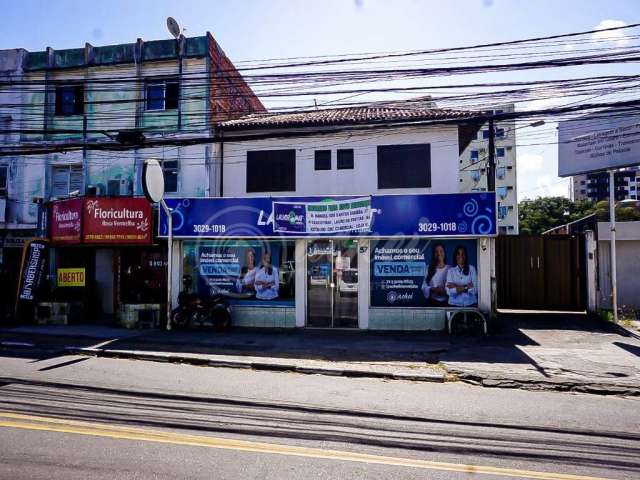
[218,104,483,130]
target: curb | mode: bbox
[65,347,445,383]
[451,371,640,397]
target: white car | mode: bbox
[338,269,358,296]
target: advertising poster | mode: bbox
[160,192,496,238]
[57,268,86,287]
[194,240,295,303]
[50,198,82,244]
[370,239,478,308]
[273,197,373,234]
[83,198,151,244]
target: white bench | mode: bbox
[445,308,488,336]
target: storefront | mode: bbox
[161,192,496,331]
[48,196,163,324]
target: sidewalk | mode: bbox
[3,314,640,395]
[0,326,450,383]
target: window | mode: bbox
[52,165,83,197]
[377,144,430,189]
[497,186,508,199]
[496,147,505,157]
[498,206,508,219]
[470,150,479,162]
[337,149,354,170]
[247,150,296,193]
[55,86,84,116]
[580,180,586,185]
[182,239,296,304]
[146,80,179,111]
[482,130,490,139]
[496,167,506,179]
[495,128,505,138]
[0,165,7,197]
[314,150,331,170]
[162,160,179,193]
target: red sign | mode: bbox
[82,198,152,244]
[50,198,82,244]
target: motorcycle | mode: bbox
[171,275,232,331]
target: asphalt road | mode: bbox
[0,347,639,480]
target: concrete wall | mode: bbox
[221,125,460,197]
[597,221,640,310]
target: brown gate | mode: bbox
[496,235,586,311]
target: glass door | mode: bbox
[306,239,358,328]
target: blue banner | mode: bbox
[159,192,496,238]
[370,239,479,308]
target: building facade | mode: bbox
[571,168,640,202]
[458,104,518,234]
[0,33,264,321]
[159,106,497,331]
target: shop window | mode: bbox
[246,150,296,192]
[146,80,179,111]
[52,165,83,198]
[370,238,479,308]
[314,150,331,170]
[0,165,7,197]
[337,149,354,169]
[161,160,179,193]
[55,85,84,116]
[377,144,430,189]
[183,239,296,305]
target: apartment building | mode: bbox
[0,33,264,319]
[458,104,518,234]
[572,168,640,202]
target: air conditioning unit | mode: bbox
[107,179,132,196]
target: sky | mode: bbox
[2,0,639,201]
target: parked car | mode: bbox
[338,268,358,296]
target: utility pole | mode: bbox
[608,170,618,323]
[487,117,496,192]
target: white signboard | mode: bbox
[558,113,640,177]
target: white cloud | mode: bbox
[592,19,630,47]
[519,153,544,172]
[530,175,570,198]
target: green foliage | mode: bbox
[518,196,596,235]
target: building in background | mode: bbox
[0,33,264,322]
[458,104,518,234]
[571,168,640,202]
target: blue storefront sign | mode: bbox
[159,192,496,238]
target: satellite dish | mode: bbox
[167,17,181,39]
[142,159,165,203]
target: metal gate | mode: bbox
[496,235,586,311]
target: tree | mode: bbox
[518,197,596,235]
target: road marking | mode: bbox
[0,412,611,480]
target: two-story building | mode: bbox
[160,105,497,331]
[1,33,264,322]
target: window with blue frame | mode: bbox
[498,206,508,219]
[497,186,508,199]
[470,150,479,162]
[495,128,505,138]
[55,86,84,116]
[146,80,179,111]
[482,130,490,139]
[496,147,505,157]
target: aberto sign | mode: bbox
[83,198,151,244]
